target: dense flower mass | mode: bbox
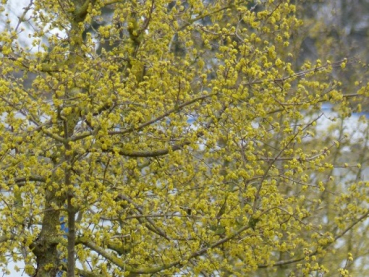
[1,0,369,276]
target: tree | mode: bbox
[0,0,369,276]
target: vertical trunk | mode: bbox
[64,88,78,277]
[66,162,76,277]
[67,195,76,277]
[31,190,63,276]
[63,84,80,277]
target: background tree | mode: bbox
[272,1,369,276]
[1,0,369,276]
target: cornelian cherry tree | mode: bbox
[0,0,368,276]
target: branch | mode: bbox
[0,50,63,72]
[75,268,101,277]
[77,237,126,268]
[258,210,369,268]
[106,240,130,256]
[101,0,123,6]
[188,224,251,260]
[106,139,193,157]
[255,137,339,162]
[78,221,253,275]
[59,264,101,277]
[179,3,236,31]
[252,114,324,212]
[243,59,349,87]
[15,175,47,184]
[108,94,215,136]
[15,0,34,32]
[77,237,174,274]
[118,195,170,241]
[99,129,203,157]
[40,127,67,143]
[74,0,97,23]
[71,128,99,141]
[0,234,15,243]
